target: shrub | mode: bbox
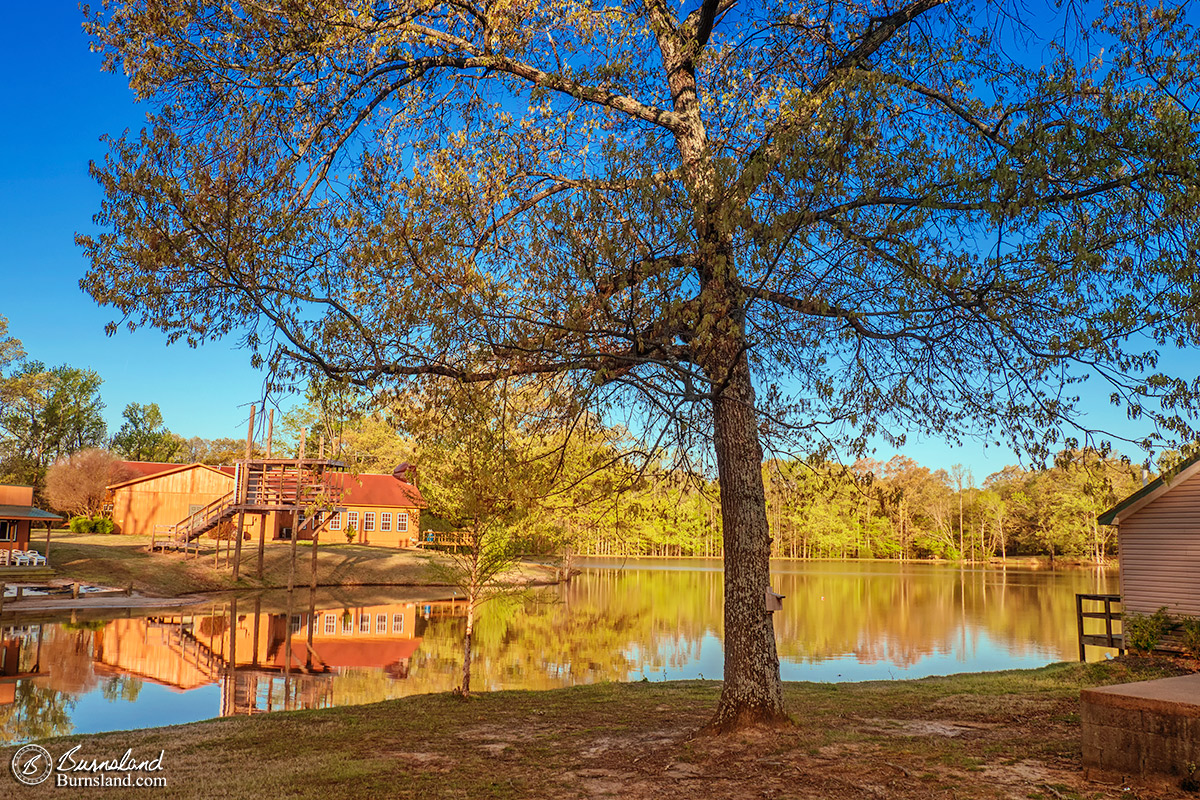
[1180,617,1200,659]
[68,515,117,534]
[1125,606,1173,654]
[345,526,358,544]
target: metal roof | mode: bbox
[0,505,63,521]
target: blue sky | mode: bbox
[0,4,269,442]
[0,3,1194,481]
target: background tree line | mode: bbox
[528,450,1144,565]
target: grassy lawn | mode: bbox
[2,658,1192,800]
[29,531,552,597]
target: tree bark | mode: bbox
[461,598,474,696]
[704,347,789,732]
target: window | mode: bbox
[364,512,376,532]
[324,614,336,634]
[392,613,404,634]
[290,615,303,634]
[396,513,409,532]
[376,613,387,633]
[381,513,392,532]
[329,512,342,531]
[359,612,370,633]
[342,614,353,634]
[0,521,12,542]
[347,511,359,531]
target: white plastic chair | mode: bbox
[0,549,9,566]
[11,551,30,567]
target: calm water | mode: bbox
[0,559,1116,744]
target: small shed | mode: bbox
[1098,453,1200,618]
[0,484,62,555]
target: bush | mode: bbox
[68,515,117,534]
[1180,617,1200,659]
[1125,606,1173,653]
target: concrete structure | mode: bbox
[1082,673,1200,778]
[1098,454,1200,617]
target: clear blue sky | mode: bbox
[0,3,270,442]
[1,4,1193,481]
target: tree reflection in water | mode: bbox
[0,561,1117,743]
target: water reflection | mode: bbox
[0,561,1117,744]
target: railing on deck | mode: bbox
[1076,593,1123,661]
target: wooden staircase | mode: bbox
[154,459,345,551]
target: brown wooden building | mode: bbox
[1098,454,1200,617]
[108,463,424,547]
[0,484,62,556]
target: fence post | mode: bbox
[1076,593,1086,662]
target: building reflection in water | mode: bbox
[1,624,44,704]
[0,591,464,727]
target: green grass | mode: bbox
[1,659,1188,800]
[29,531,553,597]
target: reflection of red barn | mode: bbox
[270,639,421,679]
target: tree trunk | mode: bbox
[704,349,789,732]
[461,598,475,696]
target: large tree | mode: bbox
[1,362,106,489]
[110,401,179,462]
[81,0,1200,729]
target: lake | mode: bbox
[0,559,1117,744]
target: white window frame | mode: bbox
[359,612,371,633]
[396,512,409,533]
[0,520,14,542]
[324,614,336,634]
[342,614,353,634]
[364,512,376,532]
[392,613,404,634]
[376,613,387,634]
[329,512,342,531]
[381,513,392,532]
[347,511,359,531]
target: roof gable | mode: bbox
[108,462,234,491]
[1098,452,1200,525]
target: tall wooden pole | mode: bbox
[288,428,305,596]
[258,405,273,580]
[233,405,255,581]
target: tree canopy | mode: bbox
[80,0,1200,728]
[111,401,179,462]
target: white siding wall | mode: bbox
[1119,471,1200,616]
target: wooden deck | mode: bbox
[152,458,346,551]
